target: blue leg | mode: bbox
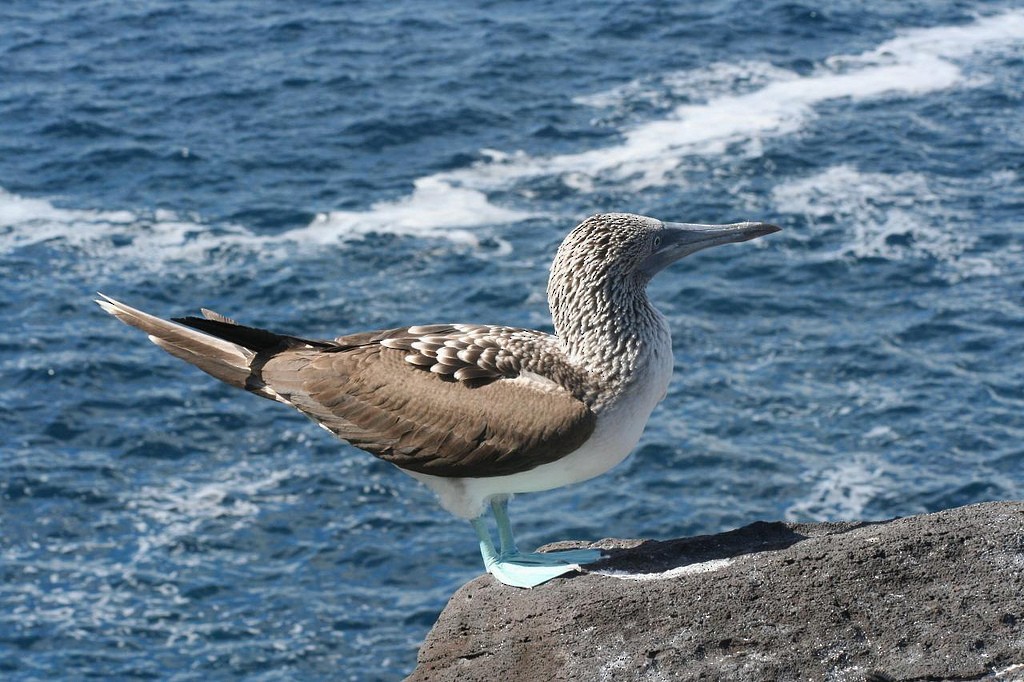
[491,496,518,556]
[472,517,500,568]
[491,497,605,567]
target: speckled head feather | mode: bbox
[549,213,664,291]
[547,213,668,373]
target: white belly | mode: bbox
[408,332,674,519]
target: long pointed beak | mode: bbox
[641,221,781,276]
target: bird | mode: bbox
[97,212,779,588]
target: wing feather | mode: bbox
[258,344,595,478]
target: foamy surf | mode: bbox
[287,177,525,251]
[3,11,1022,262]
[772,164,1010,278]
[786,453,892,522]
[302,8,1024,231]
[0,187,257,267]
[0,183,513,271]
[125,462,298,565]
[531,9,1023,188]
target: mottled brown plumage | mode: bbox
[99,305,598,479]
[253,328,597,478]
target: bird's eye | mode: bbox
[653,235,662,248]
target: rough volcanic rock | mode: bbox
[408,501,1024,681]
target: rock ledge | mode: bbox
[408,501,1024,681]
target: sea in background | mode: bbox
[2,1,1023,679]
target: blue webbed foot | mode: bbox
[505,548,605,566]
[484,556,582,588]
[471,499,605,588]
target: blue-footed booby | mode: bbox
[97,213,779,588]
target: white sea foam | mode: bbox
[786,453,889,522]
[573,60,799,112]
[3,11,1022,256]
[0,187,133,250]
[772,164,1002,277]
[0,182,514,263]
[539,10,1022,188]
[125,462,299,564]
[0,186,258,265]
[286,177,524,250]
[302,9,1024,233]
[0,463,301,645]
[861,9,1024,62]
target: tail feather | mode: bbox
[200,308,237,324]
[96,293,257,390]
[172,315,297,354]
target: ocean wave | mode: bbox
[284,177,524,251]
[772,164,1014,278]
[785,452,891,521]
[125,461,299,564]
[2,11,1021,263]
[307,9,1024,230]
[0,182,514,269]
[0,186,256,266]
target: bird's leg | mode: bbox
[490,496,519,557]
[490,497,605,567]
[472,517,500,570]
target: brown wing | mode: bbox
[97,296,592,479]
[257,343,596,478]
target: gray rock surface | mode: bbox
[408,502,1024,681]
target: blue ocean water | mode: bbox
[2,1,1023,678]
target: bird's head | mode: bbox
[550,212,781,291]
